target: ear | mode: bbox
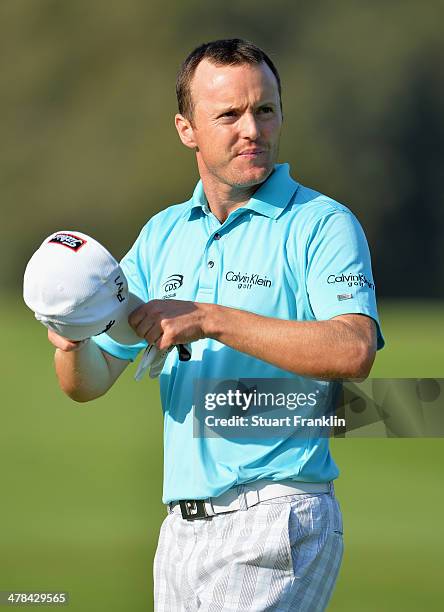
[175,113,197,149]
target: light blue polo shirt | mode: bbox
[93,163,384,503]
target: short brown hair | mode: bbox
[176,38,282,121]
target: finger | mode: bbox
[47,329,87,352]
[156,335,170,351]
[128,305,148,329]
[133,317,156,339]
[128,302,157,329]
[154,333,165,349]
[133,315,165,342]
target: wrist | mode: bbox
[200,303,223,340]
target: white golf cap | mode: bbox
[23,230,143,344]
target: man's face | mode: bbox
[178,59,283,190]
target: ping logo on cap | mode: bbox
[48,233,86,251]
[114,275,126,303]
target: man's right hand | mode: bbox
[47,328,89,352]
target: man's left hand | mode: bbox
[128,299,210,350]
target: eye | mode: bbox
[220,110,236,118]
[258,106,273,114]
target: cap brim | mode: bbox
[104,292,145,345]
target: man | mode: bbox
[50,39,384,611]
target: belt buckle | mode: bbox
[179,499,208,520]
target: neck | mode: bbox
[197,160,267,224]
[201,180,260,223]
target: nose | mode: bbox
[238,111,259,140]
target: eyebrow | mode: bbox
[214,101,277,115]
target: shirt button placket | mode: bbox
[197,231,222,300]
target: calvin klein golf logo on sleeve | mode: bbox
[48,233,86,251]
[327,272,375,290]
[225,271,273,290]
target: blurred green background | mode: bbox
[1,1,443,610]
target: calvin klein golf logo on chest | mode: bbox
[225,271,273,290]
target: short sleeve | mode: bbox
[92,229,150,361]
[306,211,385,349]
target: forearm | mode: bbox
[204,305,374,379]
[54,340,115,402]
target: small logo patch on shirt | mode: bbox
[48,233,86,251]
[162,274,184,293]
[337,293,353,301]
[328,272,374,290]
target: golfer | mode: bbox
[49,39,384,611]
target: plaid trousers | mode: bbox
[154,485,343,611]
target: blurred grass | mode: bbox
[1,296,443,611]
[371,300,444,377]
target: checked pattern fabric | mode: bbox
[154,489,343,611]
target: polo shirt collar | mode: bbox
[187,163,299,220]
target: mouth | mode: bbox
[237,149,266,158]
